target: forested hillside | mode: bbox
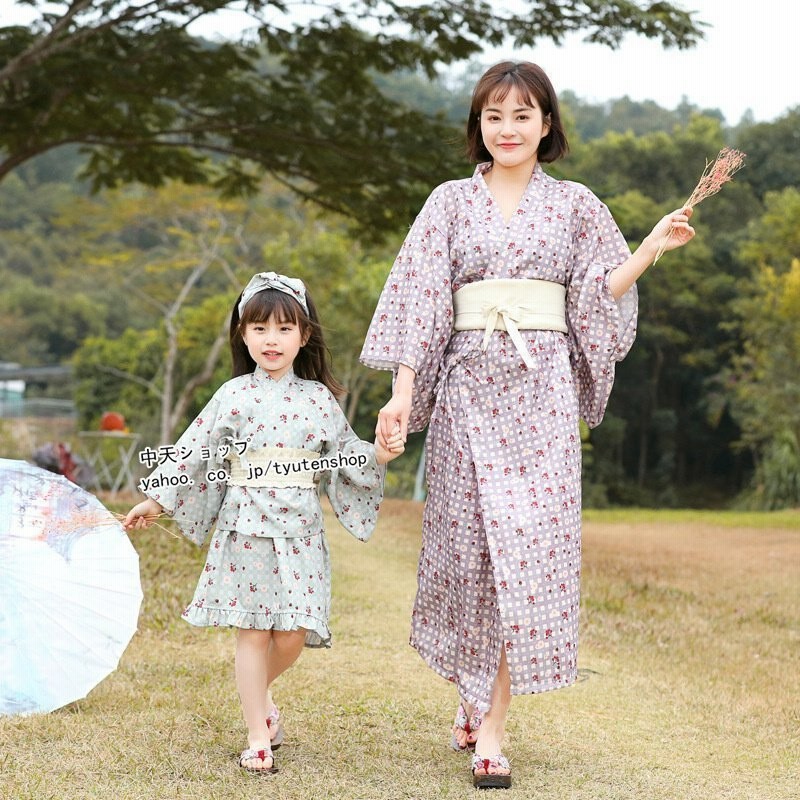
[2,73,798,509]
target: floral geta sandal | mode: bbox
[451,703,483,751]
[239,745,277,775]
[471,753,511,790]
[266,704,284,749]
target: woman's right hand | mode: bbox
[123,497,164,531]
[377,393,412,449]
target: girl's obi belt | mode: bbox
[452,279,567,369]
[227,446,320,488]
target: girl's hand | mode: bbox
[644,207,695,258]
[123,497,164,530]
[375,424,405,465]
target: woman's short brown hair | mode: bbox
[465,61,569,164]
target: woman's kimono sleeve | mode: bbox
[567,192,638,428]
[320,396,385,543]
[142,389,230,546]
[360,184,454,433]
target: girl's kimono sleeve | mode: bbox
[567,191,638,428]
[142,389,230,546]
[360,183,454,433]
[320,395,385,543]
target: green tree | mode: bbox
[65,179,398,446]
[735,108,800,199]
[567,114,726,204]
[564,116,752,505]
[0,276,105,364]
[753,431,800,511]
[64,183,275,442]
[729,260,800,454]
[1,0,703,236]
[561,91,725,141]
[739,187,800,274]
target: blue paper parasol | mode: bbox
[0,458,143,715]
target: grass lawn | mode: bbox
[2,499,798,799]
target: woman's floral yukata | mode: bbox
[361,163,638,710]
[144,367,384,647]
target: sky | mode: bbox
[1,1,798,124]
[494,0,800,124]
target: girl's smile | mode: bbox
[242,316,307,380]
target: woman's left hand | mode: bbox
[645,207,696,258]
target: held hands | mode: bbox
[123,497,164,531]
[375,423,405,465]
[376,364,414,450]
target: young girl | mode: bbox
[124,271,404,774]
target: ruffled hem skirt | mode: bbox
[182,528,331,648]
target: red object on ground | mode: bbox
[100,411,126,432]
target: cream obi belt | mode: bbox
[452,279,567,369]
[227,446,320,488]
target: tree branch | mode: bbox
[94,363,160,396]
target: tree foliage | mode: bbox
[3,59,799,507]
[729,259,800,453]
[1,0,703,236]
[734,108,800,199]
[728,257,800,509]
[54,179,396,445]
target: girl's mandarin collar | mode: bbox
[254,366,295,385]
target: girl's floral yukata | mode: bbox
[361,162,638,709]
[144,366,384,647]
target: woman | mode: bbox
[360,61,694,788]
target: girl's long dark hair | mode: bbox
[230,287,346,399]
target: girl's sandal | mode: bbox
[266,705,284,749]
[471,753,512,790]
[451,704,483,751]
[239,746,277,775]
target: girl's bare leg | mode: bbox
[265,629,307,741]
[473,649,512,775]
[236,628,273,769]
[266,629,307,686]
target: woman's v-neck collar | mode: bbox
[474,161,547,230]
